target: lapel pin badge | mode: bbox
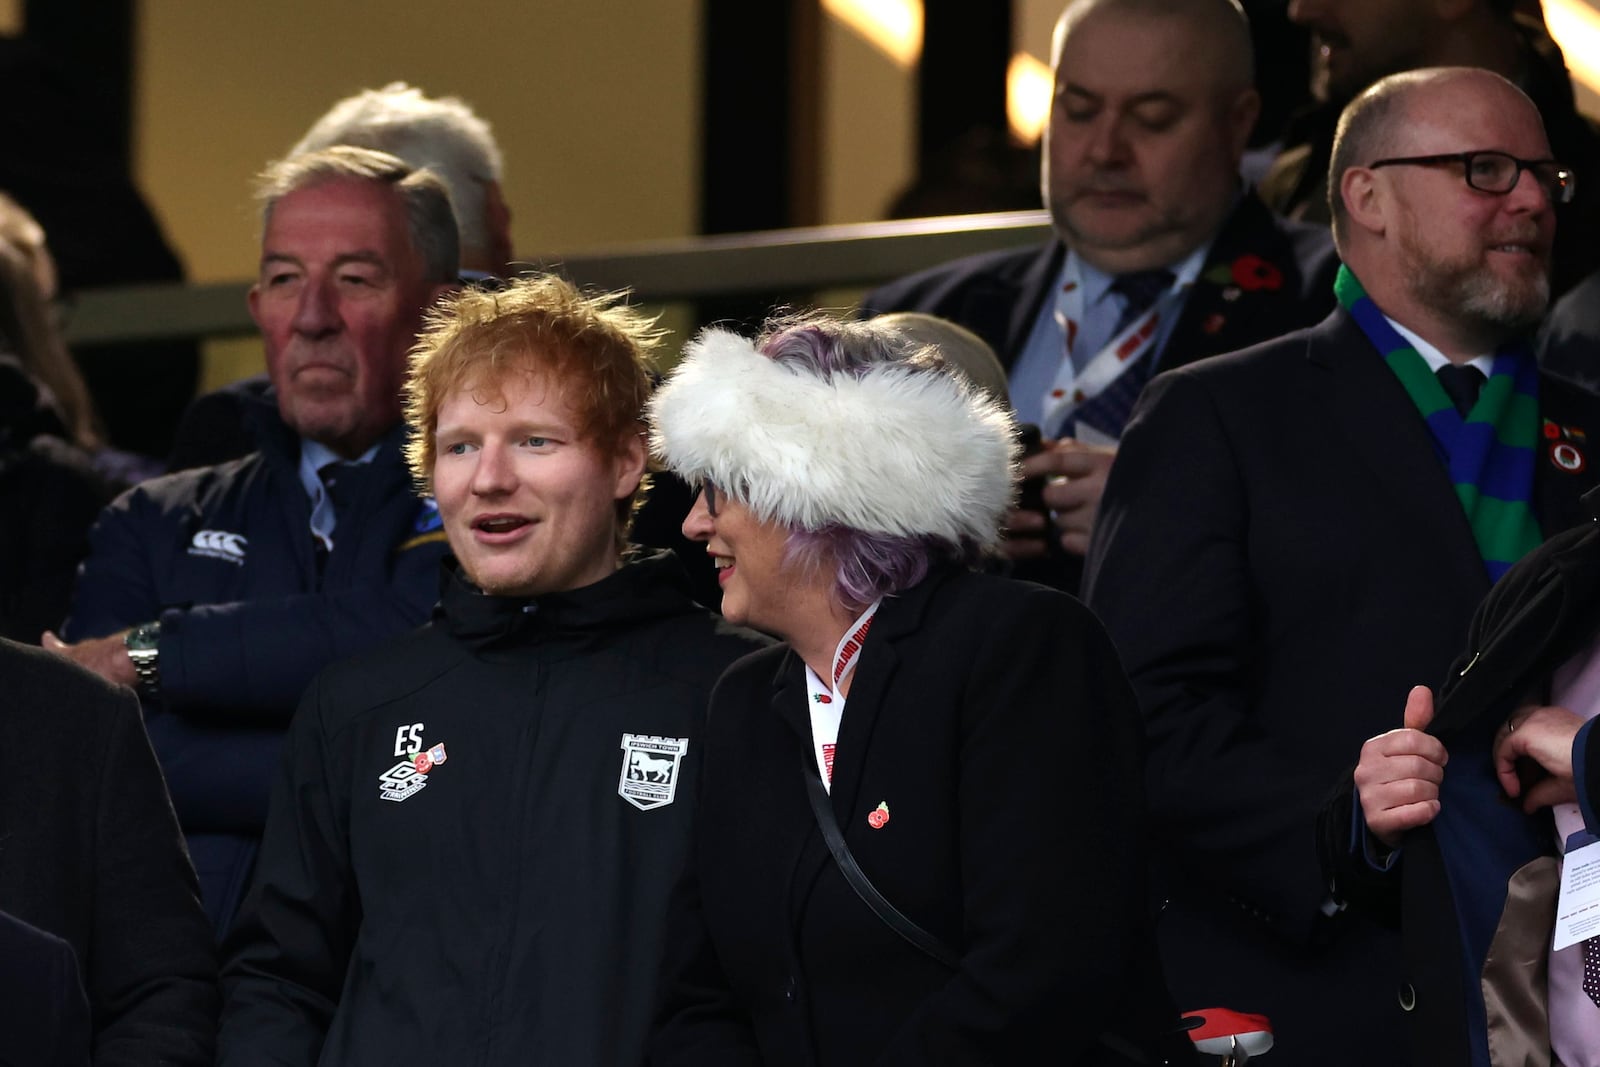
[413,741,448,774]
[1545,419,1588,474]
[1551,440,1586,473]
[867,801,890,829]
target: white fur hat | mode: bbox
[648,326,1019,547]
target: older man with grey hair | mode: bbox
[168,84,513,471]
[48,146,459,936]
[292,82,512,277]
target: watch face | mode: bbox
[125,623,160,651]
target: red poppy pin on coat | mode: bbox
[1544,418,1588,473]
[867,801,890,829]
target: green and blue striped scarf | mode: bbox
[1335,265,1540,581]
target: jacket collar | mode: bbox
[436,549,701,650]
[241,385,410,487]
[1302,307,1491,605]
[768,565,959,816]
[1433,517,1600,736]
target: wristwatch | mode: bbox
[124,621,162,696]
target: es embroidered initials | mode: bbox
[394,722,424,756]
[380,723,448,803]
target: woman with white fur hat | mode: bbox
[646,313,1181,1066]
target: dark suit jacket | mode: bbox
[1081,309,1600,1067]
[650,568,1179,1067]
[1321,487,1600,1067]
[861,192,1339,592]
[1538,264,1600,392]
[0,910,90,1067]
[860,191,1339,380]
[164,374,270,473]
[0,639,217,1064]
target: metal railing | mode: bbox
[59,210,1053,346]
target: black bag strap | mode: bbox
[802,761,960,969]
[802,758,1160,1066]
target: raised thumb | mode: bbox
[1403,685,1435,732]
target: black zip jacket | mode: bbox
[219,552,770,1066]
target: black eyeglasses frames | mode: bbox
[1366,151,1576,204]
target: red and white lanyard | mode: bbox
[1042,254,1197,436]
[803,600,881,793]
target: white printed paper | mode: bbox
[1553,839,1600,952]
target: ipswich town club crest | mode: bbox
[618,734,688,810]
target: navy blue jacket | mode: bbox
[64,392,448,934]
[0,909,91,1066]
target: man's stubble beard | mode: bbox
[1399,229,1550,344]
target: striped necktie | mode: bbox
[1065,269,1175,440]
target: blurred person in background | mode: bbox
[0,33,200,462]
[0,192,117,642]
[1265,0,1600,293]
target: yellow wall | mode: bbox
[133,1,707,386]
[135,1,705,285]
[1015,0,1056,68]
[821,14,915,224]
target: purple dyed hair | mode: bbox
[751,313,986,613]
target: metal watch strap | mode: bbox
[124,622,161,696]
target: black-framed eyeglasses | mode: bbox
[701,478,720,517]
[1367,151,1576,204]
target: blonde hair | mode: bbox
[0,192,100,449]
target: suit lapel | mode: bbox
[1309,310,1488,599]
[781,573,945,929]
[1162,193,1295,372]
[1000,242,1065,367]
[1531,374,1600,537]
[769,648,812,753]
[824,626,901,826]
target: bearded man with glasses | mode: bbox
[1082,67,1600,1066]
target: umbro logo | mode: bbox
[188,529,248,565]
